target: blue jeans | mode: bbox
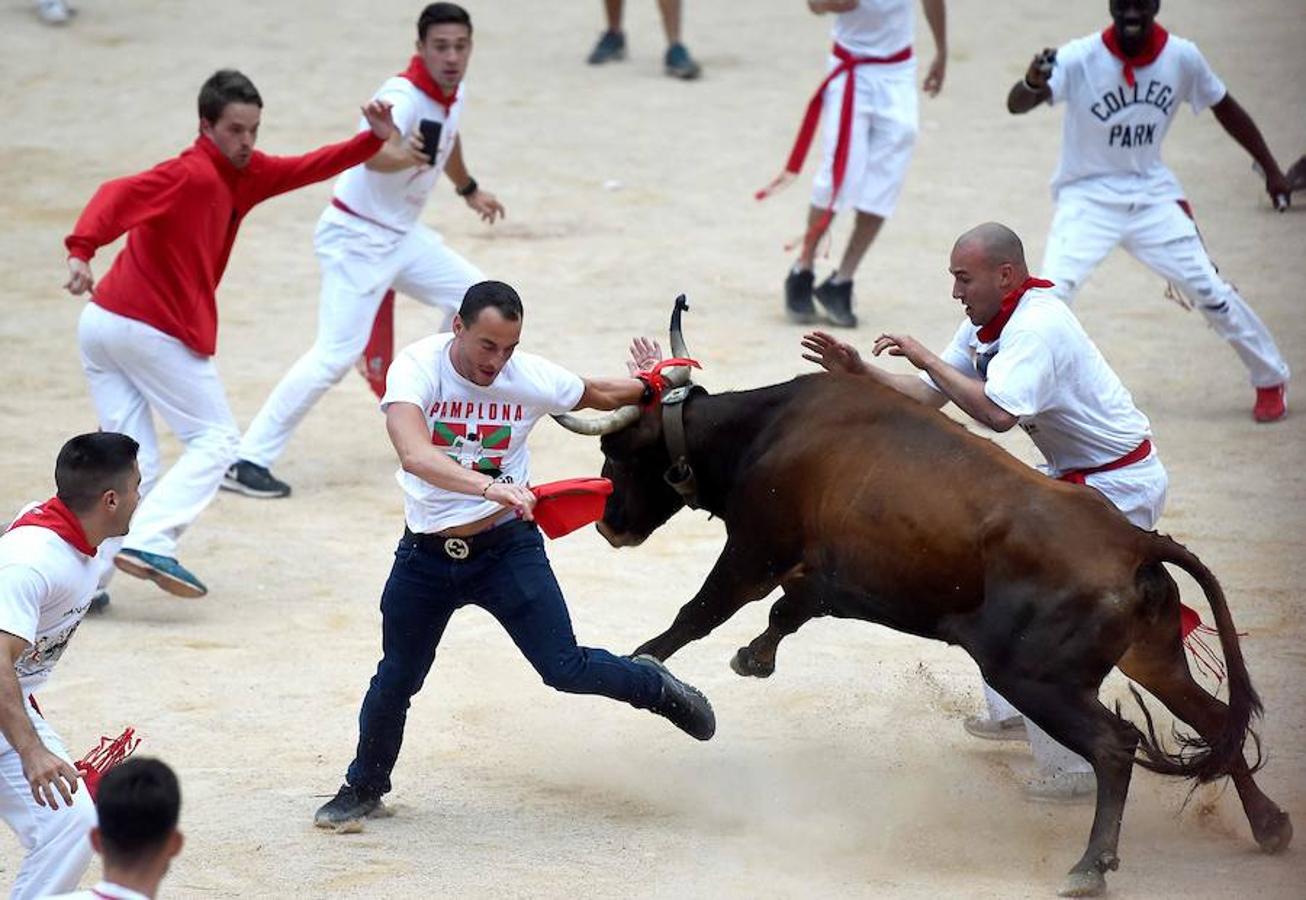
[345,520,663,796]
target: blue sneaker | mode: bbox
[586,30,626,65]
[664,43,701,80]
[114,549,208,598]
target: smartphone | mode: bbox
[418,119,442,165]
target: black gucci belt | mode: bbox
[403,520,531,560]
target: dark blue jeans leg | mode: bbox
[347,541,457,797]
[472,527,663,709]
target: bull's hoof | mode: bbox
[1254,809,1293,854]
[1057,869,1106,898]
[729,647,774,678]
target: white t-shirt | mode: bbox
[329,75,466,234]
[0,512,99,696]
[923,289,1152,473]
[381,333,585,533]
[1047,33,1226,204]
[833,0,915,60]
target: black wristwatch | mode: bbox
[456,177,479,198]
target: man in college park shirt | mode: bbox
[61,69,396,600]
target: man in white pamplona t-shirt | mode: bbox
[313,280,715,829]
[1,432,141,899]
[802,222,1167,803]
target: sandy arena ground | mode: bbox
[1,0,1304,896]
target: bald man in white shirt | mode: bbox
[803,222,1166,801]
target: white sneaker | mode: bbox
[37,0,74,25]
[962,714,1028,742]
[1025,770,1096,804]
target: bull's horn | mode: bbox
[552,404,642,437]
[665,294,693,387]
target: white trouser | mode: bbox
[78,303,239,563]
[1041,196,1290,388]
[237,214,483,468]
[981,451,1168,777]
[809,60,919,218]
[1,706,95,899]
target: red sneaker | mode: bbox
[1253,384,1287,423]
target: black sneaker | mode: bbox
[631,654,716,741]
[784,268,817,324]
[814,275,857,328]
[314,784,383,829]
[88,590,110,614]
[222,460,291,499]
[587,30,626,65]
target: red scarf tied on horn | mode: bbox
[398,55,459,113]
[976,277,1055,343]
[1101,22,1170,87]
[5,496,96,557]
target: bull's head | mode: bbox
[553,296,698,547]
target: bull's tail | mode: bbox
[1125,533,1262,783]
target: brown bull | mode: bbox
[555,301,1292,897]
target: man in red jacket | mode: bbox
[63,69,397,599]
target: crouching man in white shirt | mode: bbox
[1,433,141,899]
[802,222,1167,802]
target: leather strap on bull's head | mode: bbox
[660,383,706,509]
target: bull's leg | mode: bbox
[985,676,1138,898]
[730,585,820,678]
[632,538,780,662]
[1118,621,1293,854]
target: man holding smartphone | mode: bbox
[226,2,505,499]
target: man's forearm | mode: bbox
[1212,95,1282,176]
[859,363,947,407]
[579,376,645,411]
[403,444,495,495]
[1008,79,1048,114]
[921,0,946,55]
[444,136,471,188]
[922,360,1015,430]
[0,667,42,757]
[364,132,421,173]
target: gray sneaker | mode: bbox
[222,461,291,499]
[1025,771,1096,804]
[587,30,626,65]
[314,784,384,830]
[963,714,1028,742]
[784,268,817,324]
[814,275,857,328]
[87,590,111,615]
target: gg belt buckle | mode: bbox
[443,537,470,560]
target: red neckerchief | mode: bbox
[399,55,458,113]
[976,277,1055,343]
[6,496,97,557]
[1101,22,1170,87]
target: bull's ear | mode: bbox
[552,405,643,436]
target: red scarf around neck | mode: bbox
[976,277,1055,343]
[1101,22,1170,87]
[399,56,458,112]
[6,496,97,557]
